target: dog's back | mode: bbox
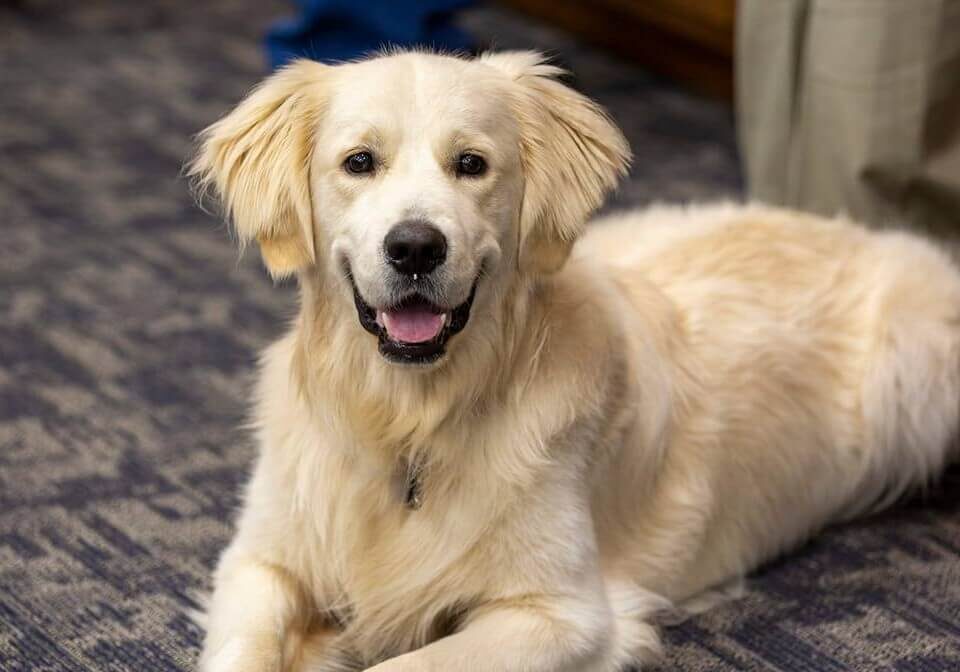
[577,203,960,602]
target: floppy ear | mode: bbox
[189,59,329,278]
[482,52,631,274]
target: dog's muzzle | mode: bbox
[351,278,477,365]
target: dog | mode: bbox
[189,50,960,672]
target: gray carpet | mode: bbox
[1,1,958,670]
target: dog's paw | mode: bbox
[199,638,282,672]
[362,653,439,672]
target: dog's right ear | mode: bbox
[189,60,329,279]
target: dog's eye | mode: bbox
[345,151,374,174]
[456,153,486,177]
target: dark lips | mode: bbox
[351,279,477,365]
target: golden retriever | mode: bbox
[189,50,960,672]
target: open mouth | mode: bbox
[351,279,477,365]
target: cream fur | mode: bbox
[189,51,960,672]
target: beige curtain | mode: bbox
[737,0,960,239]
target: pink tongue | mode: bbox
[382,306,444,343]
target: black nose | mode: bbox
[384,221,448,276]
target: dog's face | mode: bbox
[318,56,523,365]
[191,51,629,367]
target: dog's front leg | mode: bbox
[364,593,619,672]
[198,547,310,672]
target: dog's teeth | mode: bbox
[376,311,384,327]
[440,313,448,326]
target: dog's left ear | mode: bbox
[482,52,631,274]
[189,60,329,278]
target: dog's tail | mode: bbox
[848,234,960,517]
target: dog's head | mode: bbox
[191,51,629,367]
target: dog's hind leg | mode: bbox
[600,579,672,671]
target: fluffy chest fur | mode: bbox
[243,319,624,662]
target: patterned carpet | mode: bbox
[0,1,957,670]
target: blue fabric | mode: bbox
[266,0,476,69]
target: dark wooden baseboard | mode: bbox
[501,0,735,100]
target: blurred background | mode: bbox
[1,1,958,670]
